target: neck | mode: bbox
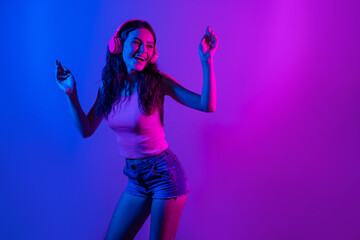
[126,71,140,84]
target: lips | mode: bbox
[134,55,146,62]
[134,58,145,65]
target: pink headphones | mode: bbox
[108,19,158,64]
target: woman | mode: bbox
[55,19,218,240]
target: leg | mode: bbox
[149,193,188,240]
[105,191,152,240]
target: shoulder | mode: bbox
[159,72,180,84]
[158,72,181,96]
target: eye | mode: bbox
[148,45,154,48]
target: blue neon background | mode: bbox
[1,0,360,239]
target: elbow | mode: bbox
[81,130,93,138]
[81,122,95,138]
[205,108,216,113]
[83,132,94,138]
[201,99,216,113]
[202,103,216,112]
[202,105,216,112]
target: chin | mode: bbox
[135,65,146,71]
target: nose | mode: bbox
[137,43,150,53]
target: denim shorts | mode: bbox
[123,147,191,199]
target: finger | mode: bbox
[210,30,215,42]
[56,67,65,80]
[57,77,65,83]
[61,68,71,78]
[63,68,71,76]
[57,73,71,82]
[200,35,205,45]
[210,35,217,46]
[58,61,65,72]
[206,32,212,43]
[202,38,210,48]
[206,26,210,37]
[57,72,68,80]
[60,65,66,73]
[212,36,218,46]
[56,68,63,81]
[210,30,215,40]
[56,63,63,75]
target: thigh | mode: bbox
[149,193,189,240]
[105,191,152,240]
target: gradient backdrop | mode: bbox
[1,0,360,239]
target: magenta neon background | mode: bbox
[1,0,360,239]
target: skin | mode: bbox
[120,28,155,96]
[55,25,218,239]
[104,192,188,240]
[122,28,155,75]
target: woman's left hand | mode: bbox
[198,26,218,62]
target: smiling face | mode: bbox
[122,28,155,75]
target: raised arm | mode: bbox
[200,59,216,112]
[160,26,218,112]
[160,70,215,112]
[56,60,104,138]
[66,87,104,138]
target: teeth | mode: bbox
[135,56,145,61]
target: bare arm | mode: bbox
[56,60,104,138]
[198,26,218,112]
[160,26,218,112]
[200,59,216,112]
[160,68,216,112]
[66,88,104,138]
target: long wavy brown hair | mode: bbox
[95,20,164,123]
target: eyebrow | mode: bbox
[133,37,154,44]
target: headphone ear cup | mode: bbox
[149,47,158,64]
[109,37,123,54]
[109,23,124,54]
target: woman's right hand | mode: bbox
[55,59,76,95]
